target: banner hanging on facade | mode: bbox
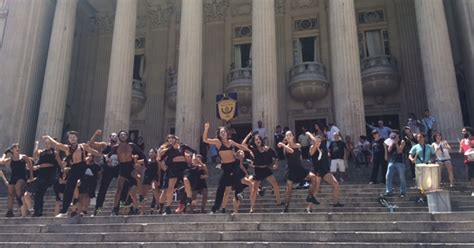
[216,92,238,121]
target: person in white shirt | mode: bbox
[253,120,268,141]
[432,132,454,187]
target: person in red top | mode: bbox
[459,127,474,189]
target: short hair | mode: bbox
[67,131,79,138]
[118,130,128,136]
[371,130,379,136]
[360,135,367,140]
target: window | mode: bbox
[293,36,319,64]
[358,29,390,59]
[233,43,251,68]
[133,55,144,81]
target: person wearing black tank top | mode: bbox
[87,130,119,216]
[247,134,281,213]
[32,139,62,217]
[278,131,320,213]
[203,122,250,214]
[0,144,34,217]
[139,148,161,215]
[307,132,343,209]
[43,131,101,218]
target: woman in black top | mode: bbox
[248,134,281,213]
[203,122,250,214]
[0,144,34,217]
[140,148,161,215]
[278,131,320,213]
[307,132,343,209]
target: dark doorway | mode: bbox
[230,123,252,143]
[294,119,327,137]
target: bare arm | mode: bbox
[42,135,69,153]
[242,132,253,146]
[22,155,34,179]
[0,170,8,185]
[278,142,294,154]
[397,140,406,154]
[0,154,10,165]
[88,130,108,150]
[33,141,40,161]
[203,122,221,146]
[82,144,101,157]
[201,164,209,179]
[230,140,251,153]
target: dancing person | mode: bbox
[383,131,407,197]
[139,148,161,215]
[203,122,249,214]
[189,154,209,213]
[0,144,34,217]
[107,131,147,216]
[278,131,320,213]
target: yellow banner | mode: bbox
[218,98,237,121]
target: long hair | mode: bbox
[216,126,229,142]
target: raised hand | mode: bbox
[204,122,210,130]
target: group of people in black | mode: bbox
[0,120,346,218]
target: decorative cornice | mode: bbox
[204,0,229,23]
[231,2,251,17]
[275,0,285,15]
[148,1,174,29]
[290,0,317,10]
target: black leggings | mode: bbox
[33,176,55,215]
[95,165,119,209]
[211,161,242,212]
[60,163,86,214]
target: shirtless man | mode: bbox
[43,131,100,218]
[108,130,147,215]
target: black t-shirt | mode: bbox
[371,139,385,160]
[388,143,403,163]
[312,145,330,169]
[329,140,346,160]
[403,135,418,155]
[252,146,277,166]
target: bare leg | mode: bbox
[183,177,193,198]
[165,178,177,207]
[265,175,281,205]
[444,161,455,187]
[201,188,208,212]
[7,185,14,212]
[284,180,294,210]
[113,177,125,211]
[250,180,260,212]
[323,173,340,204]
[140,184,151,214]
[221,186,231,210]
[15,181,26,217]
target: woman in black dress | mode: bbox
[278,131,319,213]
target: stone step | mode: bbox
[0,231,472,243]
[0,242,473,248]
[1,221,474,233]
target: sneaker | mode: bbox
[185,198,193,208]
[70,211,78,217]
[221,208,226,214]
[303,182,310,189]
[306,196,320,205]
[281,207,289,213]
[368,181,375,185]
[55,213,67,218]
[128,207,139,215]
[333,203,344,207]
[5,210,13,218]
[163,206,171,215]
[209,210,215,215]
[471,192,474,197]
[339,177,344,183]
[400,193,406,198]
[305,208,312,213]
[215,164,222,170]
[92,208,102,217]
[111,207,119,216]
[236,193,244,202]
[32,212,42,217]
[383,192,393,197]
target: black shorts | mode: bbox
[54,180,66,201]
[468,162,474,181]
[313,165,330,178]
[79,175,97,198]
[286,166,309,184]
[9,173,27,185]
[221,161,240,187]
[167,162,189,181]
[119,161,137,186]
[254,166,273,181]
[143,169,159,186]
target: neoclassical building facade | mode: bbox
[0,0,473,151]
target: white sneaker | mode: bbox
[471,192,474,197]
[55,213,68,218]
[215,164,222,170]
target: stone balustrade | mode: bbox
[288,62,329,109]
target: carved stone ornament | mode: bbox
[275,0,285,15]
[204,0,229,23]
[91,12,115,34]
[231,2,251,17]
[148,1,174,29]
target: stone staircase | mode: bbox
[0,182,473,247]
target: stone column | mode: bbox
[175,0,203,149]
[414,0,463,141]
[328,0,365,140]
[252,0,279,146]
[103,0,137,137]
[35,0,78,140]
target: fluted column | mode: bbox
[329,0,365,140]
[252,0,278,146]
[175,0,203,148]
[414,0,463,141]
[35,0,78,140]
[103,0,137,137]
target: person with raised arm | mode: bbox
[0,144,34,217]
[43,131,101,217]
[203,122,250,214]
[278,131,320,213]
